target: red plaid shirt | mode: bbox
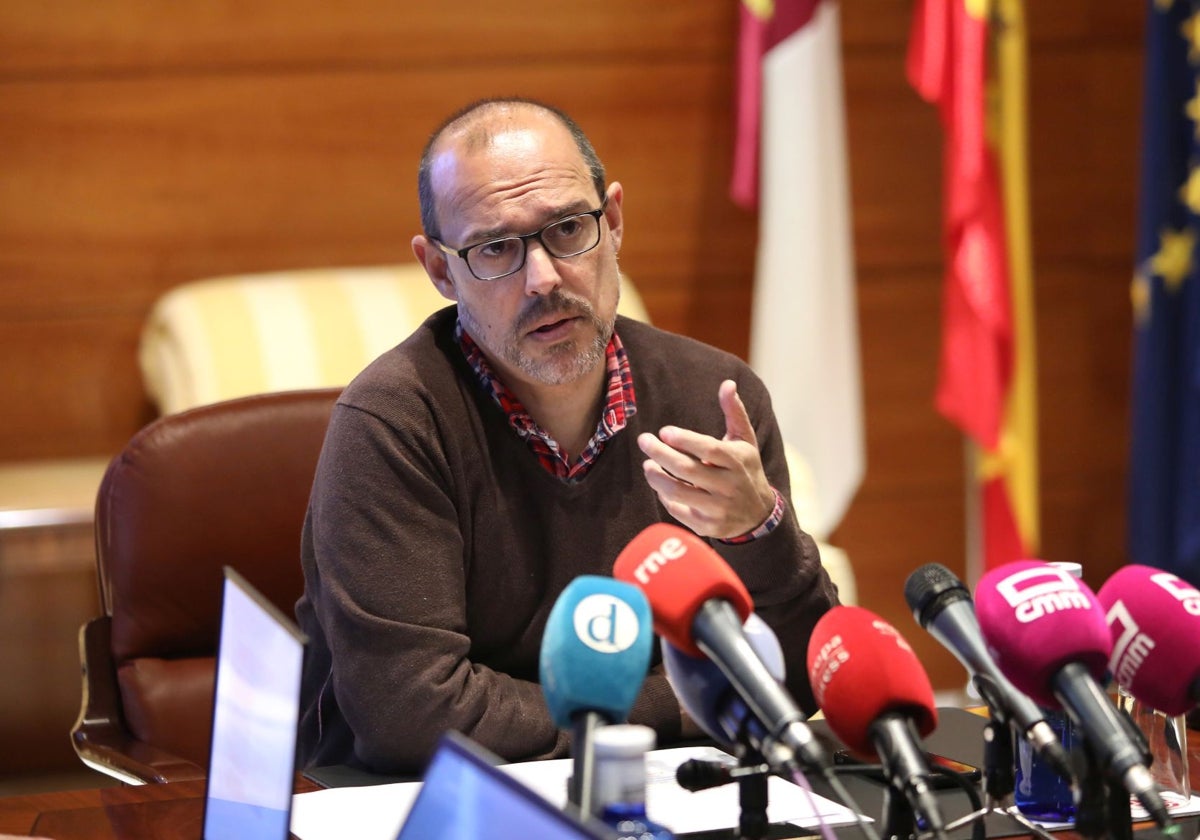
[456,321,784,539]
[457,323,635,482]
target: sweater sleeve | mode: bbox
[303,402,567,772]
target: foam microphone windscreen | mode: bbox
[1097,564,1200,716]
[613,522,753,657]
[539,575,654,728]
[974,560,1112,709]
[806,605,937,758]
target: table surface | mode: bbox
[1,732,1196,840]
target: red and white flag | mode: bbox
[734,0,864,538]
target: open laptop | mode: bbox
[395,730,614,840]
[202,566,308,840]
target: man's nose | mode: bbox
[522,240,563,296]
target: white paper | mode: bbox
[1005,792,1200,830]
[290,745,866,840]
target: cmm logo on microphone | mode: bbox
[994,565,1091,624]
[1150,571,1200,616]
[1106,600,1155,688]
[573,594,642,654]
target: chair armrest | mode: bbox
[71,617,206,784]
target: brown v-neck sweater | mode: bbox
[296,308,838,774]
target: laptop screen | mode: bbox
[396,731,613,840]
[203,567,308,840]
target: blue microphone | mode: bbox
[539,575,653,816]
[662,613,785,764]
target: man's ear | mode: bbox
[604,181,625,256]
[412,235,458,301]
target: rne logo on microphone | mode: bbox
[994,566,1091,623]
[1105,600,1155,688]
[1150,571,1200,616]
[573,594,642,654]
[629,536,687,585]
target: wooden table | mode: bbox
[0,778,320,840]
[0,734,1196,840]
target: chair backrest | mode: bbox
[139,263,652,415]
[94,387,339,769]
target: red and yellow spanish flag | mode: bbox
[907,0,1038,572]
[734,0,865,540]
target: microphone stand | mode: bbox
[878,777,919,840]
[568,713,600,818]
[1072,737,1133,840]
[736,746,770,840]
[942,714,1055,840]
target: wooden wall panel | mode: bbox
[0,0,1151,731]
[0,4,735,74]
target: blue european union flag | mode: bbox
[1129,0,1200,586]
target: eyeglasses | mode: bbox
[431,197,609,281]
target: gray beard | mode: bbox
[459,289,614,387]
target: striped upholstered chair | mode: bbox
[136,264,854,603]
[140,264,652,415]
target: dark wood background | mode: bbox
[0,2,1144,776]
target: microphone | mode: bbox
[807,605,947,838]
[612,523,827,776]
[974,560,1171,827]
[1096,564,1200,716]
[660,612,785,758]
[539,575,654,816]
[664,611,882,840]
[904,562,1073,779]
[675,758,771,792]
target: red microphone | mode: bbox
[612,522,751,657]
[807,605,943,835]
[1097,564,1200,716]
[613,523,824,775]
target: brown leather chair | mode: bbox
[71,388,339,784]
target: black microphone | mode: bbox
[675,758,771,792]
[904,563,1073,780]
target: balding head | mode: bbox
[417,99,606,240]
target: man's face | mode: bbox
[419,113,624,390]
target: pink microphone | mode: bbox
[1097,564,1200,716]
[975,559,1171,828]
[973,559,1111,709]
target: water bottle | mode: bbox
[1013,561,1083,822]
[592,724,676,840]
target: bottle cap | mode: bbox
[593,724,656,758]
[1049,561,1083,580]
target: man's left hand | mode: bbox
[637,379,776,540]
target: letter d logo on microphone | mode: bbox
[575,594,641,653]
[540,575,654,727]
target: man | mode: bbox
[295,98,838,774]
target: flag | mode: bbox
[906,0,1039,572]
[735,0,865,539]
[1128,0,1200,586]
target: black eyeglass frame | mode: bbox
[429,196,610,281]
